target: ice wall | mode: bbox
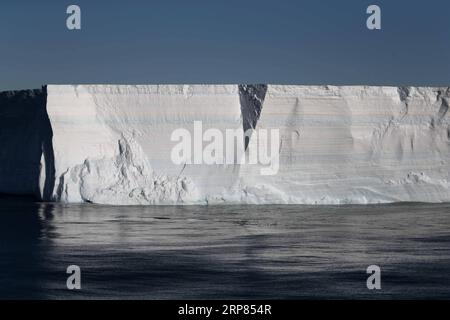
[1,84,449,204]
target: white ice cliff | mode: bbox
[1,84,449,204]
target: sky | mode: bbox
[1,0,450,90]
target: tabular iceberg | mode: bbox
[1,84,449,204]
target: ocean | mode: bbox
[1,197,450,299]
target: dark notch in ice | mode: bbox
[437,88,449,123]
[0,86,55,200]
[238,84,268,150]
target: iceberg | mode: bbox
[1,84,449,204]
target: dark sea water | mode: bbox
[1,197,450,299]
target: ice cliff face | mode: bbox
[1,84,449,204]
[238,86,450,204]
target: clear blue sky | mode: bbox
[1,0,450,90]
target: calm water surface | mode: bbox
[1,198,450,299]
